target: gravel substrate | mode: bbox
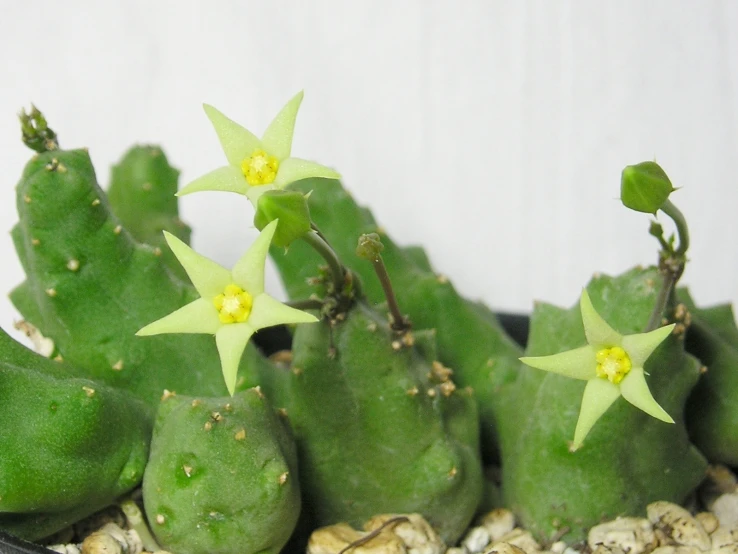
[38,465,738,554]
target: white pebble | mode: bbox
[81,532,122,554]
[482,543,528,554]
[47,546,81,554]
[549,542,566,554]
[591,546,626,554]
[647,501,711,551]
[494,529,540,553]
[308,514,445,554]
[712,493,738,529]
[694,512,719,535]
[712,526,738,550]
[365,513,446,554]
[307,522,405,554]
[650,546,703,554]
[479,509,516,542]
[462,526,491,552]
[81,523,142,554]
[713,546,738,554]
[588,517,657,554]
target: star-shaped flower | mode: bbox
[177,91,340,205]
[136,220,318,395]
[520,289,675,451]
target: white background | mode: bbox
[1,1,737,339]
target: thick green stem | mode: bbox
[645,271,676,332]
[660,199,689,257]
[645,200,689,331]
[300,230,346,296]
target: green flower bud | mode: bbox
[621,161,675,214]
[649,220,664,238]
[18,105,58,153]
[356,233,384,262]
[253,190,311,247]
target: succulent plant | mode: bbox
[142,388,300,554]
[0,326,151,541]
[2,100,737,553]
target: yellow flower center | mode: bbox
[595,346,632,384]
[213,284,253,324]
[241,149,279,185]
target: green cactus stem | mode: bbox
[0,327,151,541]
[142,388,300,554]
[10,144,265,406]
[498,268,707,541]
[679,289,738,465]
[273,178,522,461]
[264,300,483,544]
[107,145,192,281]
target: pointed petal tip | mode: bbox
[651,405,675,424]
[175,182,195,197]
[162,230,184,249]
[256,218,279,248]
[518,355,544,368]
[264,218,279,233]
[135,324,156,337]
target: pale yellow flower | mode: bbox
[137,220,318,394]
[177,91,340,205]
[520,289,675,451]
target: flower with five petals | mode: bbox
[520,289,675,451]
[177,91,340,205]
[136,220,318,395]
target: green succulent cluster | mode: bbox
[1,100,736,554]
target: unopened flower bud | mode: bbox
[253,190,311,247]
[621,161,675,214]
[356,233,384,262]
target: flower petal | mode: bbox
[177,166,249,197]
[136,298,221,336]
[520,345,597,380]
[622,324,675,367]
[273,157,341,189]
[619,367,674,423]
[248,293,319,330]
[216,323,255,396]
[203,104,262,166]
[580,289,622,348]
[232,220,278,296]
[261,91,304,160]
[163,232,231,299]
[572,378,621,450]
